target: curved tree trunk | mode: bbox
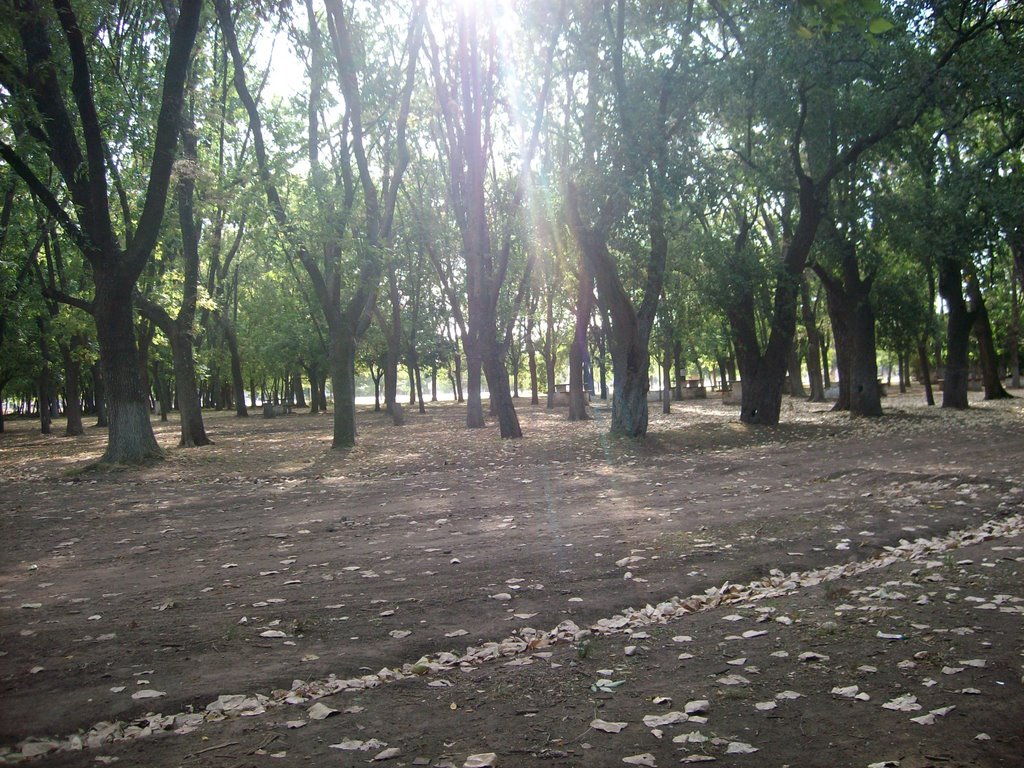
[966,273,1012,400]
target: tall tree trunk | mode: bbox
[60,337,84,436]
[569,257,593,421]
[221,318,248,416]
[94,276,162,462]
[938,259,973,409]
[1010,262,1021,389]
[36,316,53,435]
[91,362,109,428]
[544,288,557,409]
[329,332,358,448]
[787,342,806,398]
[800,276,825,401]
[966,272,1012,400]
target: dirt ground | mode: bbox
[0,391,1021,768]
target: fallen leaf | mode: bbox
[642,712,688,727]
[882,694,921,712]
[374,747,401,761]
[131,689,165,700]
[725,742,758,754]
[755,701,777,711]
[591,719,628,733]
[622,753,656,766]
[463,753,498,768]
[307,702,338,720]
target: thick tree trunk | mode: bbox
[939,260,973,409]
[329,333,358,448]
[169,327,211,447]
[293,371,307,408]
[848,288,882,417]
[483,346,522,438]
[464,337,485,427]
[610,340,650,437]
[569,258,593,422]
[967,276,1012,400]
[94,278,162,463]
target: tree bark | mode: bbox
[966,270,1012,400]
[569,257,593,421]
[800,277,825,401]
[60,337,84,436]
[938,259,973,409]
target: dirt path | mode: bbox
[1,392,1021,766]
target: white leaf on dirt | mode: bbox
[722,614,744,622]
[616,556,646,567]
[642,712,688,727]
[622,753,656,766]
[513,613,537,619]
[285,720,306,729]
[445,629,469,637]
[684,699,710,714]
[19,741,60,758]
[131,689,165,700]
[307,702,338,720]
[591,719,628,733]
[959,659,986,668]
[975,733,991,741]
[726,658,746,666]
[87,614,102,621]
[876,631,904,640]
[882,694,921,712]
[774,616,793,625]
[930,706,955,717]
[858,665,878,673]
[672,730,709,744]
[260,630,287,638]
[29,666,44,674]
[741,630,767,639]
[389,630,412,639]
[867,762,900,768]
[771,650,790,658]
[330,738,387,751]
[755,701,777,711]
[490,593,512,601]
[672,635,693,643]
[680,756,716,763]
[831,686,860,698]
[960,688,981,695]
[450,558,461,565]
[652,696,672,705]
[20,603,42,609]
[624,645,637,656]
[910,714,936,725]
[301,654,319,662]
[798,651,830,662]
[716,674,749,686]
[725,741,758,754]
[110,686,126,693]
[775,690,803,700]
[941,666,964,675]
[221,563,238,569]
[428,680,454,688]
[373,747,402,761]
[463,753,498,767]
[677,653,694,660]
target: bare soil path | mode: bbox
[1,392,1021,767]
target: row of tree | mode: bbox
[1,0,1020,463]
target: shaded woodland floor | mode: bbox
[0,391,1021,767]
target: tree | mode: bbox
[1,0,203,462]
